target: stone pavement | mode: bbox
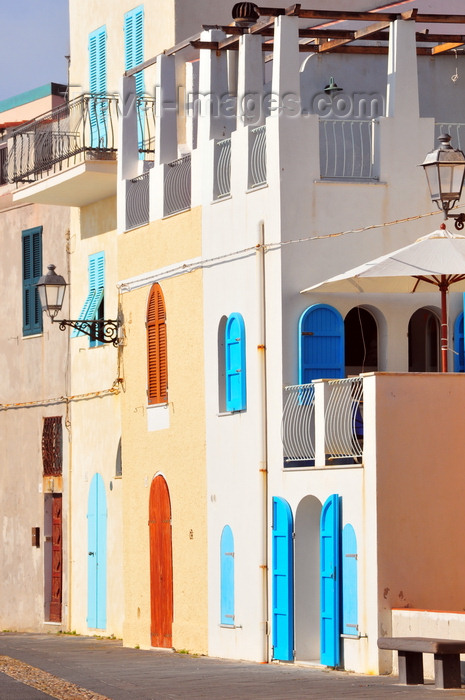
[0,633,465,700]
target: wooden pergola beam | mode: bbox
[317,19,391,52]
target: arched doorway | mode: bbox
[408,308,440,372]
[344,307,378,375]
[149,474,173,648]
[294,495,322,662]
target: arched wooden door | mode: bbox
[149,475,173,648]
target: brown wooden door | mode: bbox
[50,494,62,622]
[149,476,173,648]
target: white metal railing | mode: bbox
[215,138,231,198]
[435,122,465,151]
[325,377,363,460]
[164,154,191,216]
[249,125,266,187]
[319,119,375,179]
[126,171,150,230]
[282,384,315,462]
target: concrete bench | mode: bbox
[378,637,465,689]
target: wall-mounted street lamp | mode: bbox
[421,133,465,229]
[36,264,121,346]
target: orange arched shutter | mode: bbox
[147,284,168,404]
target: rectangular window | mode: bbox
[89,25,107,147]
[42,417,63,476]
[22,226,43,336]
[0,145,7,186]
[124,6,144,155]
[72,251,105,344]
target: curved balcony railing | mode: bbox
[215,138,231,198]
[282,383,316,463]
[137,96,156,156]
[326,377,363,460]
[319,118,375,179]
[249,125,266,188]
[7,93,118,183]
[126,171,150,230]
[164,155,191,216]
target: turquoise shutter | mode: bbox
[320,494,341,667]
[299,304,344,383]
[272,497,294,661]
[87,473,107,629]
[89,26,107,147]
[220,525,235,626]
[342,524,358,636]
[22,226,43,336]
[225,313,246,411]
[72,251,105,339]
[124,7,144,155]
[454,311,464,372]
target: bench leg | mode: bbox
[434,653,462,689]
[398,651,424,685]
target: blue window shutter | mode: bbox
[89,26,107,147]
[124,6,144,94]
[454,311,464,372]
[22,226,43,336]
[271,497,294,661]
[320,494,341,667]
[72,252,105,339]
[342,524,358,636]
[220,525,235,625]
[225,313,246,411]
[299,304,344,383]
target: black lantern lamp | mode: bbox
[37,264,121,346]
[421,133,465,229]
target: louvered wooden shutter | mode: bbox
[225,313,246,411]
[147,284,168,404]
[22,226,43,336]
[124,7,144,154]
[89,26,107,147]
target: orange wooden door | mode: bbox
[50,494,62,622]
[149,476,173,648]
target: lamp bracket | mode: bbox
[53,318,121,346]
[449,212,465,231]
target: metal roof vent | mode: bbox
[232,2,259,27]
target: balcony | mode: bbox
[282,376,364,467]
[7,93,119,207]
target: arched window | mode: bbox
[408,308,440,372]
[147,284,168,404]
[344,307,378,375]
[299,304,344,383]
[225,313,246,412]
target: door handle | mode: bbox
[88,551,95,556]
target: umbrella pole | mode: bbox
[440,276,448,372]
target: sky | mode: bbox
[0,0,70,103]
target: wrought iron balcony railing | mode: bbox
[7,93,119,184]
[164,155,191,216]
[249,125,267,188]
[319,118,375,180]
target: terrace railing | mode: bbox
[319,118,375,180]
[249,125,267,188]
[282,383,315,463]
[325,377,363,461]
[164,154,191,216]
[7,93,119,183]
[215,137,231,198]
[137,96,156,157]
[435,122,465,151]
[126,171,150,230]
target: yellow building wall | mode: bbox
[119,207,207,653]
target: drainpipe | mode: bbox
[257,220,269,662]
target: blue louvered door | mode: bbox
[342,524,358,636]
[299,304,344,382]
[320,494,341,667]
[220,525,235,625]
[272,497,294,661]
[87,473,107,629]
[454,309,464,372]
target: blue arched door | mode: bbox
[87,473,107,629]
[299,304,344,383]
[272,497,294,661]
[320,494,341,667]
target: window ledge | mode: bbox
[217,409,246,417]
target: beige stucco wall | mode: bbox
[375,373,465,627]
[119,206,207,653]
[0,194,71,631]
[68,196,124,637]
